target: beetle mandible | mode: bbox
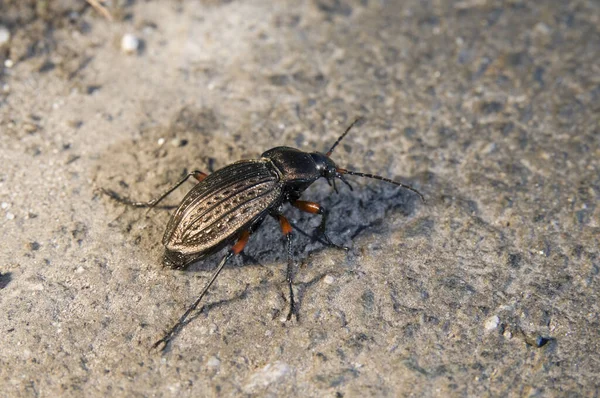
[102,118,425,351]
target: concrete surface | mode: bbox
[1,0,599,396]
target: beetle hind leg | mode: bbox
[292,200,348,251]
[152,230,250,353]
[100,169,208,209]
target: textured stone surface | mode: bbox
[1,0,598,396]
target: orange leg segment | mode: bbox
[292,200,322,214]
[193,171,208,182]
[278,215,293,236]
[232,230,251,254]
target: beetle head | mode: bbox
[309,152,352,193]
[314,118,425,201]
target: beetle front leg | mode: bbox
[152,230,249,353]
[101,170,208,208]
[291,200,348,251]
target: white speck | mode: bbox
[0,25,10,46]
[208,323,218,334]
[265,330,273,337]
[121,33,139,54]
[207,83,215,90]
[244,361,291,391]
[503,329,512,339]
[278,123,285,129]
[484,315,500,331]
[2,84,9,92]
[323,275,335,284]
[1,202,8,209]
[4,59,13,68]
[533,22,551,36]
[157,137,165,146]
[6,212,14,220]
[483,142,496,154]
[206,356,221,368]
[76,266,85,273]
[142,26,155,35]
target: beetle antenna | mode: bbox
[326,118,362,157]
[337,168,425,203]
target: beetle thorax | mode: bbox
[261,147,322,183]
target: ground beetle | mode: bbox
[102,118,425,351]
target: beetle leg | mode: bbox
[292,200,348,251]
[192,170,208,183]
[276,214,297,321]
[152,230,250,352]
[100,169,208,209]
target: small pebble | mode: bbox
[0,25,8,39]
[1,202,8,209]
[484,315,500,331]
[533,22,551,36]
[0,25,9,47]
[4,59,13,68]
[157,137,165,146]
[323,275,336,285]
[170,138,188,147]
[6,212,14,220]
[30,283,44,291]
[245,362,291,391]
[206,356,221,368]
[121,33,140,54]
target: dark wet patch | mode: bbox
[0,272,12,289]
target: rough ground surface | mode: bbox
[1,0,599,396]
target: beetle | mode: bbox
[102,118,424,351]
